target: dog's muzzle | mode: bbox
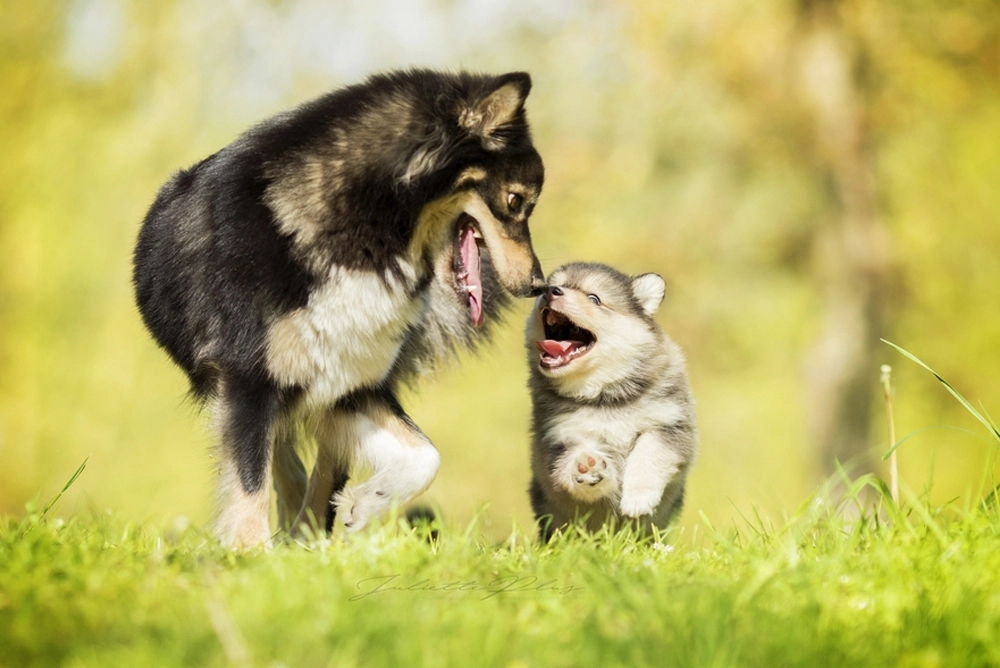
[529,274,547,297]
[517,259,546,298]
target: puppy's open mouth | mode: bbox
[454,214,485,328]
[535,308,595,369]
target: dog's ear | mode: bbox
[460,72,532,149]
[398,132,451,186]
[631,273,665,316]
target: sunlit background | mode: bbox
[2,0,999,541]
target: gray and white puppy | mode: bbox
[525,262,697,541]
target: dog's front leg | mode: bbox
[333,392,440,533]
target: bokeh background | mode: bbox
[2,0,999,540]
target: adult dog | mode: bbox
[133,69,545,547]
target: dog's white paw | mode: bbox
[333,484,392,533]
[561,451,614,502]
[619,485,664,518]
[573,452,607,486]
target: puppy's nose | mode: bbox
[544,286,564,302]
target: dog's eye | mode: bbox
[506,192,524,213]
[588,294,601,305]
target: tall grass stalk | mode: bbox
[883,339,1000,447]
[880,364,899,503]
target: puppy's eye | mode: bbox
[506,192,524,213]
[588,294,601,305]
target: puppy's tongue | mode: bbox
[459,225,484,327]
[534,340,580,356]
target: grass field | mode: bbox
[3,472,1000,668]
[4,350,1000,667]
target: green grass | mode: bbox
[4,481,1000,668]
[5,345,1000,667]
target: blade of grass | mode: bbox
[883,425,992,459]
[39,457,88,520]
[880,364,899,503]
[980,402,1000,435]
[883,339,1000,444]
[899,484,948,546]
[729,499,769,542]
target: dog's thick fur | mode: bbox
[525,263,697,541]
[133,69,545,547]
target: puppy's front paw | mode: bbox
[573,452,607,486]
[619,485,664,518]
[560,451,614,503]
[334,484,391,533]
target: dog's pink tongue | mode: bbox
[459,225,484,327]
[535,340,578,357]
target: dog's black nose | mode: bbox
[549,286,564,297]
[528,272,547,296]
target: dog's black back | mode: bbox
[135,151,308,397]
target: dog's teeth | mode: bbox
[465,285,479,294]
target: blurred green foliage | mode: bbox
[1,0,999,539]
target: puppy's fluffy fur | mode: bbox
[525,263,697,540]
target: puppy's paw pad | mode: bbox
[620,486,663,518]
[572,452,608,486]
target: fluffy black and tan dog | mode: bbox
[133,69,545,547]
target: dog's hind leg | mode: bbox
[212,373,284,549]
[333,390,441,533]
[272,421,308,533]
[290,409,353,539]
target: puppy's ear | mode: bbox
[460,72,532,148]
[631,273,665,316]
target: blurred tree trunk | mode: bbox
[795,0,892,476]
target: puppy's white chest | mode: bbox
[547,399,684,454]
[550,408,637,453]
[265,265,422,404]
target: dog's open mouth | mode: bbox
[454,215,484,327]
[535,308,595,369]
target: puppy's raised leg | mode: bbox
[619,430,687,519]
[212,373,283,549]
[553,443,619,504]
[334,391,441,533]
